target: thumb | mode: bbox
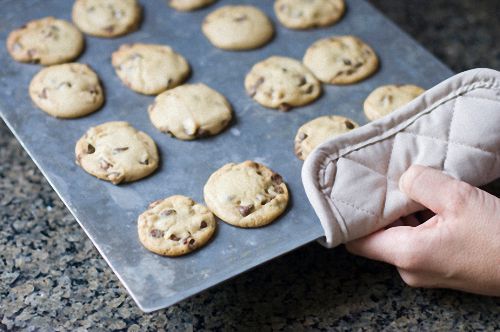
[399,165,473,215]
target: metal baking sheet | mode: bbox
[0,0,452,312]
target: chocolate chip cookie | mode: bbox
[29,63,103,118]
[245,56,321,111]
[202,5,274,50]
[138,195,216,256]
[75,121,159,184]
[364,84,425,121]
[294,115,358,160]
[148,83,232,140]
[274,0,346,29]
[6,17,84,65]
[72,0,141,38]
[112,43,190,95]
[204,161,289,228]
[303,35,379,84]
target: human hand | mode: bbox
[346,165,500,296]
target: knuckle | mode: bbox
[446,182,474,213]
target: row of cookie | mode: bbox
[245,35,379,112]
[6,0,346,65]
[29,61,230,142]
[73,122,287,256]
[201,1,347,50]
[138,160,289,257]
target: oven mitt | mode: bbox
[302,68,500,248]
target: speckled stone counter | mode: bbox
[1,1,499,330]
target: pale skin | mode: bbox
[346,165,500,296]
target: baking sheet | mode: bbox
[0,0,452,312]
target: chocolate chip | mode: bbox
[195,128,210,138]
[139,158,149,166]
[298,132,308,141]
[86,144,95,154]
[304,85,314,94]
[39,88,47,99]
[271,173,283,185]
[238,204,254,217]
[249,77,265,97]
[112,147,129,154]
[170,234,180,241]
[200,221,207,229]
[89,86,99,95]
[297,77,307,86]
[342,59,352,66]
[354,62,363,68]
[104,25,115,33]
[234,14,248,22]
[57,82,72,89]
[188,238,196,247]
[345,120,355,129]
[273,185,284,194]
[99,159,112,170]
[148,200,162,208]
[160,209,176,217]
[278,103,291,112]
[150,229,164,238]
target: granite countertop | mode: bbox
[1,0,499,330]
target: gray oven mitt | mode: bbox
[302,68,500,248]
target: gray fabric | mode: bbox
[302,68,500,248]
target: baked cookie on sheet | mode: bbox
[6,17,84,65]
[111,43,190,95]
[169,0,215,11]
[75,121,159,184]
[364,84,425,121]
[204,161,289,228]
[148,83,232,140]
[29,63,103,118]
[303,35,378,84]
[72,0,141,38]
[244,56,321,111]
[294,115,358,160]
[138,195,217,256]
[274,0,346,29]
[202,5,274,50]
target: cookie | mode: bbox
[75,121,159,184]
[138,195,216,257]
[204,161,289,228]
[294,115,358,160]
[202,5,274,50]
[112,43,190,95]
[274,0,346,29]
[6,17,84,65]
[72,0,141,38]
[303,35,379,84]
[364,84,425,121]
[169,0,215,11]
[148,83,232,140]
[244,56,321,111]
[29,63,103,118]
